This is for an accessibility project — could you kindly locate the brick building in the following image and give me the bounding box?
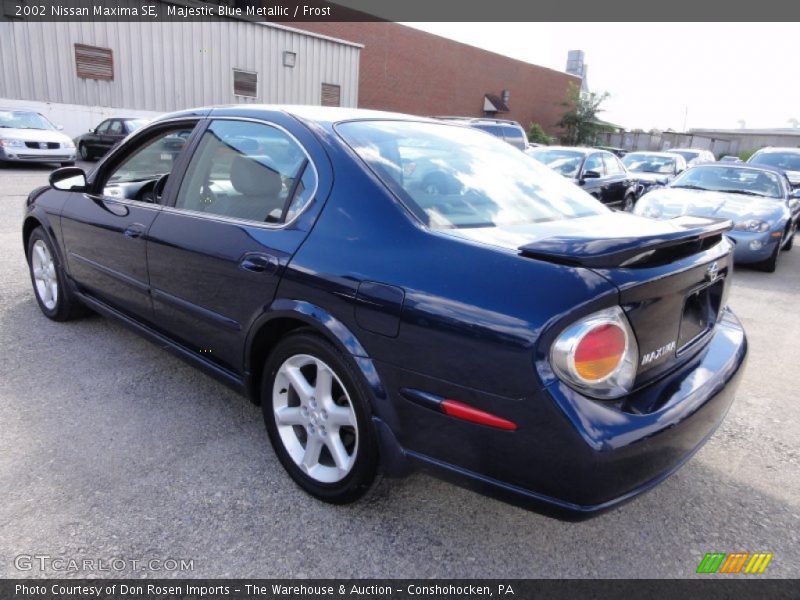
[297,22,580,137]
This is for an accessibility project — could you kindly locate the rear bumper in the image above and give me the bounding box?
[378,308,747,518]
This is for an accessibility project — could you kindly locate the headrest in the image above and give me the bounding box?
[230,155,282,197]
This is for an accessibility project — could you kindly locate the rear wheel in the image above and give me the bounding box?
[261,332,379,504]
[26,227,87,320]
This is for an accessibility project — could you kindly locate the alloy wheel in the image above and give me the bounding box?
[31,239,58,310]
[272,354,359,483]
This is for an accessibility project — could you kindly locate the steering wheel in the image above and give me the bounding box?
[138,173,170,204]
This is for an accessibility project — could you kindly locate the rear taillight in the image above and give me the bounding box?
[551,306,638,399]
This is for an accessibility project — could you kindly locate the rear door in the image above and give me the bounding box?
[145,116,325,372]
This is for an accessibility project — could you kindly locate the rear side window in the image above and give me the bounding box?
[174,120,315,225]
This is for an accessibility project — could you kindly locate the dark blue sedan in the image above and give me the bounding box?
[23,106,747,517]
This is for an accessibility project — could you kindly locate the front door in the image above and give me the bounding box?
[146,117,320,372]
[61,121,199,319]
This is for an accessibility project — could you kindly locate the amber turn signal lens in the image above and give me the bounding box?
[573,323,626,381]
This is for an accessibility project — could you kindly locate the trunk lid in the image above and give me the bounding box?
[517,213,734,388]
[444,212,734,389]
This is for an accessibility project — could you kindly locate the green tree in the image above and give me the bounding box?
[557,82,610,146]
[527,122,551,145]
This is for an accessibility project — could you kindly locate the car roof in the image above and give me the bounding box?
[752,147,800,155]
[155,105,436,127]
[625,151,681,158]
[688,162,786,177]
[528,145,598,155]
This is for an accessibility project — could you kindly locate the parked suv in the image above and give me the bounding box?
[435,117,528,150]
[747,147,800,188]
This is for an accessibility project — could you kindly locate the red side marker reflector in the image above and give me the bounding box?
[440,399,518,431]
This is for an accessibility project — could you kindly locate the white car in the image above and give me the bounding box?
[0,109,77,166]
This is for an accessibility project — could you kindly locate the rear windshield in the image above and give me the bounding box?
[337,120,605,229]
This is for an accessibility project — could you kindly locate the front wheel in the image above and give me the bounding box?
[79,143,92,161]
[261,332,379,504]
[26,227,87,320]
[622,194,635,212]
[754,240,781,273]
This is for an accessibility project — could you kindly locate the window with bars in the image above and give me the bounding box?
[75,44,114,81]
[321,83,341,107]
[233,69,258,98]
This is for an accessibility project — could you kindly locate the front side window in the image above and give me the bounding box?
[95,120,111,134]
[108,121,123,135]
[603,154,625,175]
[527,148,585,178]
[174,120,315,224]
[583,154,605,176]
[103,124,196,196]
[337,120,605,230]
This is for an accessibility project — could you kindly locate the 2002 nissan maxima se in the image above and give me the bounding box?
[23,106,747,517]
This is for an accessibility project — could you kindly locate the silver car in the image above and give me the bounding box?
[0,109,77,166]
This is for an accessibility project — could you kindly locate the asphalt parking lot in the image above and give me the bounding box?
[0,161,798,579]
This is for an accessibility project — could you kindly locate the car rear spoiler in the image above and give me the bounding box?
[518,216,733,269]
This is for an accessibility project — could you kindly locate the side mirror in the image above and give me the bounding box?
[582,170,602,179]
[88,128,95,134]
[49,167,87,191]
[56,124,64,131]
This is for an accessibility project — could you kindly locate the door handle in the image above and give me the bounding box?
[123,223,146,239]
[239,253,279,273]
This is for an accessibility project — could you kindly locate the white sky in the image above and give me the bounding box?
[403,22,799,132]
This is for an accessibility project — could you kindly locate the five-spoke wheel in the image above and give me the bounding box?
[262,332,379,503]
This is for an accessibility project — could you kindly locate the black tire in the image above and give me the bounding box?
[26,227,87,321]
[622,193,635,212]
[782,226,794,251]
[261,331,379,504]
[754,240,781,273]
[79,143,92,161]
[60,162,75,167]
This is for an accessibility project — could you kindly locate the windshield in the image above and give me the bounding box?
[749,151,800,171]
[337,121,605,229]
[526,148,584,178]
[671,166,783,198]
[623,153,676,174]
[0,110,56,130]
[669,149,700,161]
